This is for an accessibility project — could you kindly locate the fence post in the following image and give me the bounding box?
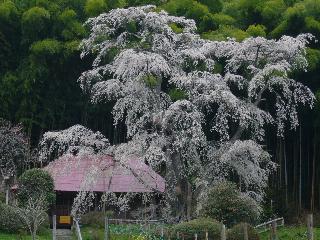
[52,215,56,240]
[75,220,83,240]
[105,217,109,240]
[270,221,277,240]
[244,223,249,240]
[194,233,198,240]
[221,224,226,240]
[307,214,314,240]
[205,231,209,240]
[161,225,164,238]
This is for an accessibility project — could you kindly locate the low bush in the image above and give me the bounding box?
[201,181,260,226]
[0,203,24,233]
[81,211,105,228]
[17,168,55,207]
[0,192,5,203]
[81,211,113,228]
[227,223,260,240]
[170,218,221,240]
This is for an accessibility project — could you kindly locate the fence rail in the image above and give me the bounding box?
[255,217,284,233]
[68,214,318,240]
[108,218,163,224]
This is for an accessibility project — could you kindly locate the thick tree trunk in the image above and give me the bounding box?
[166,150,190,220]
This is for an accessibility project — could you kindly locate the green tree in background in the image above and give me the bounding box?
[21,7,51,44]
[85,0,107,17]
[17,168,55,206]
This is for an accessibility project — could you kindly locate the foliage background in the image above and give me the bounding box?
[0,0,320,218]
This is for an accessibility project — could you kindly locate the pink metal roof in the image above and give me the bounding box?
[44,155,165,193]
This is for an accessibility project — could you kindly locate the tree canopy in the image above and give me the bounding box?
[36,5,314,220]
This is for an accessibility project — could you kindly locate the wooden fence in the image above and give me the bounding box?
[68,214,315,240]
[254,217,284,233]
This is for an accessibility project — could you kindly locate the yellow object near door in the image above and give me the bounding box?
[59,216,71,224]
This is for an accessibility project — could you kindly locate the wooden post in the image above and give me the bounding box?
[5,188,9,205]
[243,223,249,240]
[194,233,198,240]
[307,214,314,240]
[270,221,277,240]
[52,215,56,240]
[104,217,109,240]
[161,225,164,238]
[177,232,180,239]
[221,224,226,240]
[75,220,83,240]
[205,231,208,240]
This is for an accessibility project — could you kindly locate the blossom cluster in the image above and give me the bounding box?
[39,6,315,218]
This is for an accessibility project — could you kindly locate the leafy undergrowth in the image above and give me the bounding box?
[2,225,319,240]
[72,226,162,240]
[0,229,52,240]
[259,226,320,240]
[76,225,320,240]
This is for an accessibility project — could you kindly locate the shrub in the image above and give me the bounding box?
[170,218,221,240]
[81,211,113,228]
[17,168,55,207]
[227,223,260,240]
[0,192,5,203]
[0,203,24,233]
[201,181,260,226]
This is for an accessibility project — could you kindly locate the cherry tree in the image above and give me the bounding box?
[33,6,315,219]
[0,119,28,204]
[16,196,48,240]
[38,125,162,221]
[76,5,315,219]
[38,124,110,163]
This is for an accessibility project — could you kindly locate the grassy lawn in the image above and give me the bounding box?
[76,226,320,240]
[73,226,158,240]
[2,225,320,240]
[0,229,52,240]
[259,226,320,240]
[73,227,134,240]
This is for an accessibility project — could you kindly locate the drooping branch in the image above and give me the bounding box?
[72,6,316,217]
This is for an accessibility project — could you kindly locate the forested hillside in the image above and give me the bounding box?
[1,0,320,219]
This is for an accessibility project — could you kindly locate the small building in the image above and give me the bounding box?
[44,154,165,227]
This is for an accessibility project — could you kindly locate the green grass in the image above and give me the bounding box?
[77,226,320,240]
[2,225,319,240]
[259,226,320,240]
[0,229,52,240]
[73,225,161,240]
